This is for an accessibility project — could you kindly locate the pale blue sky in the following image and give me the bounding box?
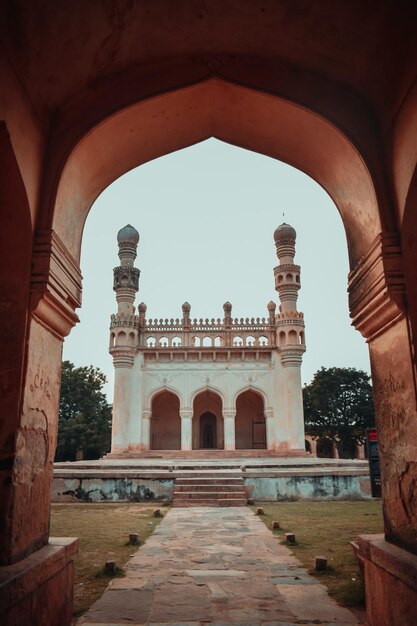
[63,139,370,400]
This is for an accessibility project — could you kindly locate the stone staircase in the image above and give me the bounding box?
[172,472,247,507]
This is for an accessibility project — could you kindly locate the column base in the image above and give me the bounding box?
[0,537,78,626]
[357,533,417,626]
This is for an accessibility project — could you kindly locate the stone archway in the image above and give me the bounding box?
[1,7,417,622]
[235,390,266,450]
[192,390,224,450]
[150,391,181,450]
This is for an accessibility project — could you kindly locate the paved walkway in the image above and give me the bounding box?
[78,507,362,626]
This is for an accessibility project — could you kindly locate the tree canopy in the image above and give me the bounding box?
[56,360,112,461]
[303,367,375,453]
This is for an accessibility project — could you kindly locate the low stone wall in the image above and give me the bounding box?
[52,471,370,503]
[243,473,371,501]
[52,477,174,502]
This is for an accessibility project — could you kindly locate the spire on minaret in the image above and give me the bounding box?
[113,225,140,317]
[273,223,300,314]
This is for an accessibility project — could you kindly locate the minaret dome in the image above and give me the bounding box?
[273,223,296,244]
[117,224,140,245]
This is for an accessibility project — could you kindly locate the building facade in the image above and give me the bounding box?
[109,223,306,455]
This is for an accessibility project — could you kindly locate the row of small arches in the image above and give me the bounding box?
[110,331,303,348]
[278,329,305,345]
[277,273,300,284]
[110,330,135,347]
[145,335,270,348]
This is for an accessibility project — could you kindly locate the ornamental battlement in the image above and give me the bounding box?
[109,223,306,355]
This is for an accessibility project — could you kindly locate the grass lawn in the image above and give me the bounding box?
[50,503,166,617]
[253,500,383,608]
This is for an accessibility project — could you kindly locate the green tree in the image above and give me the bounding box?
[56,360,112,461]
[303,367,375,456]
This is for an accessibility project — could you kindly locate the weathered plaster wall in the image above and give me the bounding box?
[52,477,174,503]
[52,473,370,503]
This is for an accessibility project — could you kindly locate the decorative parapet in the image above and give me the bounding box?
[110,313,139,329]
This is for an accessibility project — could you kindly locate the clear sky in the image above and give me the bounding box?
[63,138,371,400]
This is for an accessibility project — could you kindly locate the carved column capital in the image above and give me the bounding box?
[30,230,82,339]
[223,409,236,419]
[264,407,274,419]
[180,409,193,419]
[348,232,406,341]
[142,410,151,420]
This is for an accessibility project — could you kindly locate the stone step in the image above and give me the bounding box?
[175,484,244,492]
[175,477,243,485]
[174,490,246,500]
[172,498,247,507]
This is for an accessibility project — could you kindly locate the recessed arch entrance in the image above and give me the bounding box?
[235,390,266,450]
[46,74,415,552]
[192,389,224,450]
[150,390,181,450]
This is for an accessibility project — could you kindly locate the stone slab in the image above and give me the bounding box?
[77,507,362,625]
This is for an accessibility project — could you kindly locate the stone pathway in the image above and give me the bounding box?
[78,507,363,626]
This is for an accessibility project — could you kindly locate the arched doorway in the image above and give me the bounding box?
[235,390,266,449]
[200,412,217,449]
[150,390,181,450]
[192,390,224,449]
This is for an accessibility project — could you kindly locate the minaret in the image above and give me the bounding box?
[273,223,306,450]
[109,225,140,454]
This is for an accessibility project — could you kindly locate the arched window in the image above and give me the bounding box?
[279,330,286,345]
[233,336,243,347]
[117,331,127,345]
[110,332,116,348]
[214,336,222,346]
[286,273,293,282]
[146,336,156,348]
[159,336,169,347]
[129,331,135,346]
[172,336,182,347]
[259,335,268,347]
[202,336,212,347]
[299,331,305,345]
[193,336,201,347]
[246,335,256,346]
[289,330,297,344]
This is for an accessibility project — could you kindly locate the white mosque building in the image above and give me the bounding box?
[108,223,306,456]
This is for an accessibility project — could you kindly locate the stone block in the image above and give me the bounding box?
[314,556,327,571]
[0,537,78,626]
[285,533,296,543]
[272,520,281,529]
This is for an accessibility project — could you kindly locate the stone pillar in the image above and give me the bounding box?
[180,409,193,451]
[309,438,318,456]
[264,407,276,450]
[356,442,365,459]
[141,410,151,450]
[223,409,236,450]
[0,230,80,625]
[280,351,306,450]
[111,354,133,453]
[349,232,417,626]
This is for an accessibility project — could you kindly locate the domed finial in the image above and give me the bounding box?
[267,300,276,312]
[117,224,140,245]
[117,225,139,267]
[182,302,191,313]
[273,223,296,244]
[223,301,232,313]
[138,302,147,313]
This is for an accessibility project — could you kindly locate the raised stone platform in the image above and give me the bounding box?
[53,454,371,503]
